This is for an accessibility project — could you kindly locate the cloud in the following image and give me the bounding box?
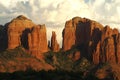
[88,0,120,28]
[0,0,120,47]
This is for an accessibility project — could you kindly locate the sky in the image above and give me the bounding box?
[0,0,120,47]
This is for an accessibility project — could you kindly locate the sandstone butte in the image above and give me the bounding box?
[51,31,60,52]
[1,15,120,65]
[7,15,35,49]
[7,15,49,60]
[62,16,120,64]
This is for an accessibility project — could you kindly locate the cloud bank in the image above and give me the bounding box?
[0,0,120,47]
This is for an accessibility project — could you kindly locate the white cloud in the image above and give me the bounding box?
[0,0,120,47]
[0,0,11,7]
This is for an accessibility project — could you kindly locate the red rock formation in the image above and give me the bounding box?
[62,17,120,64]
[116,34,120,64]
[112,29,119,63]
[3,15,120,66]
[62,17,103,63]
[7,15,35,49]
[101,25,113,43]
[7,15,49,60]
[62,17,103,51]
[73,51,81,61]
[62,20,75,51]
[28,24,48,59]
[93,42,100,64]
[0,25,8,51]
[102,37,116,63]
[51,31,60,52]
[100,26,118,63]
[72,17,103,46]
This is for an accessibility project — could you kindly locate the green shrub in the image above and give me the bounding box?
[0,46,32,60]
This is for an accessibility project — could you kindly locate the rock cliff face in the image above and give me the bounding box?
[28,25,48,59]
[92,42,100,64]
[100,26,120,64]
[62,20,75,51]
[7,15,48,60]
[51,31,60,52]
[63,17,120,64]
[62,17,103,61]
[0,25,7,51]
[2,15,120,65]
[63,17,103,51]
[7,15,35,49]
[116,34,120,64]
[100,26,117,63]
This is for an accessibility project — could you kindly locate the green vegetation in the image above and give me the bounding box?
[43,47,115,80]
[44,47,92,75]
[0,46,114,80]
[0,46,31,60]
[0,70,99,80]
